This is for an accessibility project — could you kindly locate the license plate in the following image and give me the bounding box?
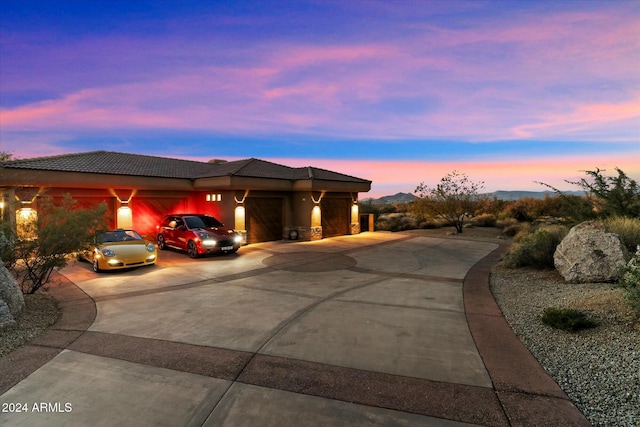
[221,246,233,251]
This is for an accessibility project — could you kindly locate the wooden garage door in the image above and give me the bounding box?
[246,198,283,243]
[321,198,350,238]
[132,197,189,238]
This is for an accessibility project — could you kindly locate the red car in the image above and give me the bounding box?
[156,214,242,258]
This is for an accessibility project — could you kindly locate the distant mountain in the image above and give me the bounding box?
[362,192,417,205]
[484,190,585,201]
[363,190,585,204]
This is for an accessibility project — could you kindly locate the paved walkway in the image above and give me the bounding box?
[0,232,589,426]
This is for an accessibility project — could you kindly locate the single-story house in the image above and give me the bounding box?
[0,151,371,243]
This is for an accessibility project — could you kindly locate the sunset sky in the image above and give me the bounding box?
[1,0,638,197]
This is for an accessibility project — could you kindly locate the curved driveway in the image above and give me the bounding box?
[0,232,589,426]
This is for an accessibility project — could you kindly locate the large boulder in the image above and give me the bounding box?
[0,260,24,328]
[554,221,628,283]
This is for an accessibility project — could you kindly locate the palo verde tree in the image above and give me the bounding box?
[4,194,108,294]
[538,167,640,219]
[414,171,485,233]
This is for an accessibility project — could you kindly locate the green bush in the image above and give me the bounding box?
[8,194,107,294]
[604,216,640,255]
[471,213,497,227]
[504,226,568,269]
[541,307,598,332]
[619,249,640,312]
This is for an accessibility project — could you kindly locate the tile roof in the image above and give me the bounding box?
[1,151,210,179]
[2,151,371,184]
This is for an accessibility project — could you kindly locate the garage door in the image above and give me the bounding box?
[246,198,284,243]
[321,198,350,238]
[132,197,189,238]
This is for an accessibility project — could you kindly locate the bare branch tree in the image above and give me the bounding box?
[415,171,485,233]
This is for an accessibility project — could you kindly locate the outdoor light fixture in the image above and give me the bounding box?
[117,202,133,229]
[234,205,245,231]
[351,203,359,222]
[19,207,33,219]
[233,189,249,234]
[16,203,37,239]
[311,205,322,227]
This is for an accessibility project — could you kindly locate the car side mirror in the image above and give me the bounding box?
[177,225,186,231]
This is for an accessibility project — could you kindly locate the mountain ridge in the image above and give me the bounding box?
[363,190,585,204]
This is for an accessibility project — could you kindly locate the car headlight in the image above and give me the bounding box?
[197,231,209,239]
[101,248,116,257]
[233,235,243,243]
[202,239,217,246]
[146,243,155,252]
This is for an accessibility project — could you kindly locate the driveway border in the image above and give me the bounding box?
[464,242,590,426]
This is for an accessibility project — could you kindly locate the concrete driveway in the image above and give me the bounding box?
[0,232,589,426]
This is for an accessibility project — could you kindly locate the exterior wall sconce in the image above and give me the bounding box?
[310,191,325,239]
[311,205,322,227]
[351,202,359,222]
[234,205,245,231]
[19,206,34,219]
[117,201,133,229]
[233,189,249,243]
[17,202,37,239]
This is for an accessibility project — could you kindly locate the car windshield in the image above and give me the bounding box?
[185,215,223,229]
[99,230,143,243]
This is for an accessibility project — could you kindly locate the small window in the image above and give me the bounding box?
[206,193,222,202]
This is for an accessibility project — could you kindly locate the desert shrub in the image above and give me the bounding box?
[540,167,640,219]
[475,197,508,217]
[419,218,443,229]
[414,171,485,233]
[499,219,530,239]
[503,197,544,222]
[550,195,595,224]
[541,307,598,332]
[375,213,418,232]
[9,194,107,294]
[604,216,640,255]
[512,223,533,242]
[502,223,520,237]
[0,221,17,269]
[471,213,497,227]
[619,249,640,312]
[504,225,568,269]
[496,217,517,230]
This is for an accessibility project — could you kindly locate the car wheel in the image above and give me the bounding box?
[157,234,166,250]
[187,241,198,258]
[92,259,101,273]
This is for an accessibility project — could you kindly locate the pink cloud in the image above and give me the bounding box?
[2,4,638,146]
[512,95,640,139]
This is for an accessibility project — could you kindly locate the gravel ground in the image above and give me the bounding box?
[491,264,640,427]
[0,291,60,358]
